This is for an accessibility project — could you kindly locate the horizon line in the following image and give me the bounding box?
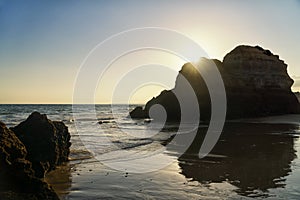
[0,103,145,105]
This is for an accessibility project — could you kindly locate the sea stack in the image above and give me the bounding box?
[130,45,300,121]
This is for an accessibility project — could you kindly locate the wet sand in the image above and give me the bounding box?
[46,115,300,199]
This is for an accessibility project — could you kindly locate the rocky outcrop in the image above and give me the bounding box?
[129,106,148,119]
[11,112,71,178]
[0,121,59,200]
[223,46,299,119]
[130,45,300,121]
[223,46,294,90]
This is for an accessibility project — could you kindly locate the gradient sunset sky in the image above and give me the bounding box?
[1,0,300,104]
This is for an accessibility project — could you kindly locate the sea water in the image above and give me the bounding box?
[1,104,300,199]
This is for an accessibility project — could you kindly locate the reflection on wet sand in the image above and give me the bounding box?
[45,122,299,199]
[178,123,298,197]
[45,163,72,198]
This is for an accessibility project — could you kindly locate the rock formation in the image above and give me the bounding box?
[11,112,71,178]
[223,45,299,119]
[0,121,59,200]
[129,106,148,119]
[130,45,300,121]
[295,92,300,103]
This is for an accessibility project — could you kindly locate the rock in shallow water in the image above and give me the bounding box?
[11,112,71,178]
[129,106,148,119]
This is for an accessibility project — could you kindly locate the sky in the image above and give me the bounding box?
[1,0,300,104]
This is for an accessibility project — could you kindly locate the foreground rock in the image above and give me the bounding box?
[11,112,71,178]
[130,45,300,121]
[0,121,59,200]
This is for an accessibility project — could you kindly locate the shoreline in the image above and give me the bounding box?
[46,114,300,199]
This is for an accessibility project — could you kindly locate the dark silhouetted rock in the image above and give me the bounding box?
[0,121,59,200]
[11,112,71,178]
[129,106,148,119]
[223,45,299,119]
[130,45,300,121]
[52,121,71,165]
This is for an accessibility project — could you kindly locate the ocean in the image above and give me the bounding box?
[1,104,300,199]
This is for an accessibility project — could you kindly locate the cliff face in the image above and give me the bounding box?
[222,46,299,119]
[130,45,300,121]
[223,46,293,90]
